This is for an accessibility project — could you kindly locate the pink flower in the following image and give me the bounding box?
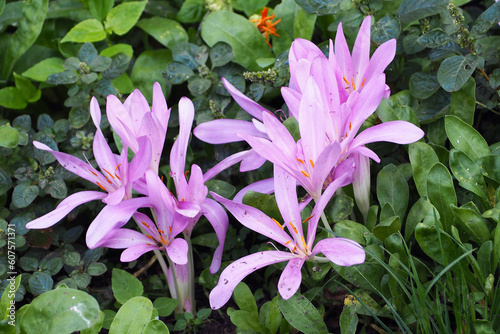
[209,165,365,309]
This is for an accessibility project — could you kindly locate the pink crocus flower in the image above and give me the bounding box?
[106,82,170,174]
[26,97,152,231]
[209,165,365,309]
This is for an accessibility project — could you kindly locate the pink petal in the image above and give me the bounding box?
[26,191,106,229]
[363,39,397,84]
[222,77,269,121]
[350,121,425,149]
[334,22,353,81]
[352,154,371,221]
[128,136,152,182]
[233,178,274,203]
[203,150,252,182]
[274,165,303,237]
[312,238,365,266]
[310,142,341,199]
[103,186,125,205]
[278,257,306,299]
[209,251,296,309]
[262,112,297,160]
[97,228,150,249]
[106,95,138,152]
[124,88,150,124]
[121,243,160,262]
[165,237,189,265]
[239,150,267,172]
[193,119,267,144]
[152,82,170,129]
[281,87,301,120]
[201,198,229,273]
[352,16,371,85]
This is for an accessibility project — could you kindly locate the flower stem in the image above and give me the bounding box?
[320,211,333,232]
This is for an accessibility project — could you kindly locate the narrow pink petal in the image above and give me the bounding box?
[176,201,201,218]
[137,113,162,171]
[33,141,100,184]
[281,87,301,119]
[211,192,291,246]
[274,165,303,237]
[309,56,340,124]
[209,251,296,309]
[310,142,341,198]
[222,78,269,121]
[278,257,306,300]
[152,82,170,129]
[262,112,297,160]
[146,170,175,229]
[26,191,106,229]
[121,243,160,262]
[124,88,150,124]
[352,154,371,221]
[312,238,366,266]
[289,38,325,90]
[97,228,150,249]
[347,145,381,163]
[128,136,152,182]
[352,16,371,85]
[334,22,353,80]
[239,150,267,172]
[165,238,189,265]
[233,178,274,203]
[363,39,397,84]
[90,97,102,128]
[201,198,229,273]
[188,164,207,204]
[170,97,194,192]
[103,186,125,205]
[350,121,424,149]
[203,150,252,182]
[86,197,150,248]
[193,119,266,144]
[106,95,138,152]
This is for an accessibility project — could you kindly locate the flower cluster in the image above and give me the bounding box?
[27,84,228,313]
[195,16,424,309]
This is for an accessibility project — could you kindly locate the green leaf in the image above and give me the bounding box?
[229,309,264,332]
[69,107,91,129]
[234,282,258,315]
[445,115,490,161]
[376,164,409,219]
[87,262,107,276]
[437,55,478,92]
[417,29,452,48]
[477,155,500,184]
[0,125,19,148]
[142,319,170,334]
[232,0,269,16]
[451,205,491,245]
[101,44,133,60]
[20,288,100,334]
[188,77,212,95]
[137,17,188,49]
[12,182,39,208]
[28,272,54,295]
[371,15,401,45]
[450,77,475,126]
[340,305,358,334]
[0,167,12,196]
[294,0,340,15]
[333,220,370,245]
[62,249,81,267]
[0,87,27,109]
[328,194,354,222]
[153,297,178,317]
[472,1,500,34]
[373,216,401,242]
[449,149,489,205]
[131,50,172,103]
[112,268,144,305]
[415,223,461,265]
[164,61,193,85]
[88,0,114,21]
[242,191,282,225]
[201,10,273,71]
[405,197,440,240]
[61,19,106,43]
[177,0,206,23]
[426,163,457,232]
[210,42,233,68]
[294,8,316,40]
[109,296,153,334]
[397,0,448,24]
[104,1,147,35]
[278,293,328,334]
[409,72,440,99]
[1,0,48,80]
[0,275,21,321]
[22,57,65,82]
[206,179,235,198]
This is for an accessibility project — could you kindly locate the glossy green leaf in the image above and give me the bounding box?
[445,115,490,161]
[231,0,268,16]
[294,8,316,40]
[426,163,457,232]
[131,50,172,103]
[373,216,401,242]
[22,57,65,82]
[278,293,328,334]
[294,0,340,15]
[450,77,475,126]
[69,107,91,129]
[371,15,401,45]
[60,19,106,43]
[228,309,263,332]
[109,296,153,334]
[20,288,100,334]
[104,1,146,35]
[101,44,133,59]
[111,268,144,305]
[1,0,48,80]
[339,305,358,334]
[206,179,235,198]
[449,149,489,204]
[451,205,491,245]
[333,220,370,245]
[437,55,478,92]
[472,1,500,34]
[29,272,54,295]
[397,0,448,24]
[201,10,273,71]
[0,167,12,195]
[210,42,233,68]
[405,197,440,240]
[137,17,188,49]
[417,29,452,48]
[0,275,21,320]
[409,72,440,99]
[477,155,500,184]
[12,182,39,208]
[242,191,282,226]
[177,0,206,23]
[142,319,170,334]
[415,223,461,265]
[234,282,258,315]
[0,87,26,109]
[328,194,354,222]
[0,125,19,148]
[376,164,409,219]
[88,0,113,21]
[153,297,178,317]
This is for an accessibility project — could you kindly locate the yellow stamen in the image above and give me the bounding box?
[184,170,190,177]
[103,168,115,180]
[141,221,150,228]
[88,169,98,177]
[361,78,366,88]
[96,182,106,190]
[289,222,298,234]
[349,122,352,131]
[169,226,172,233]
[292,245,297,253]
[301,236,307,250]
[159,235,167,245]
[284,240,291,245]
[146,235,155,240]
[272,218,284,229]
[296,158,305,164]
[309,159,315,168]
[343,76,349,84]
[301,170,310,177]
[352,77,356,90]
[181,198,185,202]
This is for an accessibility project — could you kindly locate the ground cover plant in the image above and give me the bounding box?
[0,0,499,333]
